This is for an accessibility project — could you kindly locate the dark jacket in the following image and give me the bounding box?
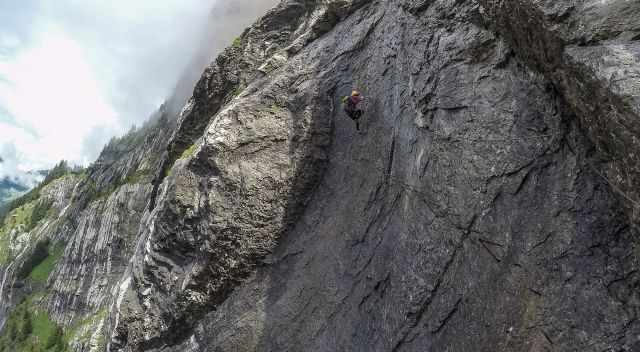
[344,95,363,112]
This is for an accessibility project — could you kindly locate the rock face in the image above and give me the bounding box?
[0,111,174,352]
[2,0,640,351]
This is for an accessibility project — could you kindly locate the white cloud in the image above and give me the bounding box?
[0,25,119,169]
[0,142,43,189]
[0,0,279,178]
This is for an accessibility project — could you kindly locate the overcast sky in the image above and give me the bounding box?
[0,0,278,180]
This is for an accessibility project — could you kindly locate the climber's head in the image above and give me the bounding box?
[351,90,361,97]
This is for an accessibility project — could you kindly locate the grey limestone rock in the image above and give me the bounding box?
[2,0,640,351]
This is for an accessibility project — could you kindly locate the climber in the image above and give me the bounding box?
[342,90,364,131]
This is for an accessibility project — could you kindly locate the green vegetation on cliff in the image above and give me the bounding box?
[64,308,108,350]
[180,144,197,160]
[0,198,56,265]
[0,296,69,352]
[0,202,36,264]
[17,240,50,280]
[0,160,80,227]
[84,167,152,204]
[27,242,65,283]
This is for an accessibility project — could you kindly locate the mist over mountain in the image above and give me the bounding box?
[0,0,279,177]
[0,148,44,205]
[0,177,28,205]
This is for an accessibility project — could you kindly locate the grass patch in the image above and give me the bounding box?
[5,202,36,232]
[163,166,173,179]
[28,243,65,284]
[161,144,197,180]
[231,85,244,97]
[0,234,9,264]
[179,144,197,160]
[64,309,108,348]
[0,202,36,265]
[0,190,40,227]
[125,169,152,184]
[232,36,242,48]
[0,160,80,227]
[269,104,282,114]
[0,296,69,352]
[17,240,50,280]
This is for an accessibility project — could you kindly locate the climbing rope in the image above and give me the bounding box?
[584,161,640,212]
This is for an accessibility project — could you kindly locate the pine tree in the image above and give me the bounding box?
[8,322,17,341]
[45,326,63,349]
[19,310,32,342]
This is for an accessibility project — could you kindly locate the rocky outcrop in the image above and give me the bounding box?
[109,1,356,348]
[478,0,640,223]
[107,0,640,351]
[0,174,79,323]
[0,109,175,352]
[2,0,640,351]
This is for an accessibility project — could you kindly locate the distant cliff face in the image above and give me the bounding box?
[1,0,640,351]
[0,111,174,352]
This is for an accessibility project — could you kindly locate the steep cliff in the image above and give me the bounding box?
[2,0,640,351]
[0,109,175,352]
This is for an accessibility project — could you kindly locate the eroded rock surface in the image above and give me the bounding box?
[145,1,638,351]
[2,1,640,351]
